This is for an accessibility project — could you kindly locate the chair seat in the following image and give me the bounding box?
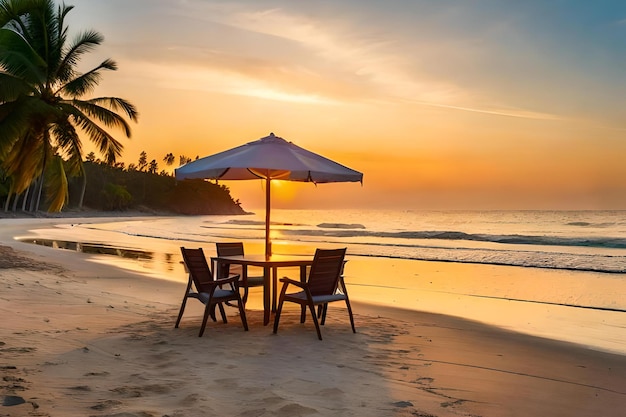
[286,291,347,304]
[197,289,238,304]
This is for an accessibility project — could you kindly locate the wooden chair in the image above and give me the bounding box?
[215,242,264,305]
[273,248,356,340]
[175,247,248,337]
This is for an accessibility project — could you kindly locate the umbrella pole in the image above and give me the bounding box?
[265,177,271,259]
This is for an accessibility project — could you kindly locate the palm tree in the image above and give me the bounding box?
[0,0,138,211]
[163,152,175,166]
[138,151,147,171]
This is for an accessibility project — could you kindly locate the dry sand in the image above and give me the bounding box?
[1,218,625,417]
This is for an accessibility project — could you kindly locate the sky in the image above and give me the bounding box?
[67,0,626,211]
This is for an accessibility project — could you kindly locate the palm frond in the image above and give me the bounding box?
[58,58,116,97]
[0,72,36,102]
[0,27,47,83]
[63,146,83,177]
[22,0,58,68]
[44,152,68,212]
[56,2,73,50]
[51,115,83,174]
[67,106,124,164]
[0,0,39,39]
[0,95,50,154]
[56,30,104,82]
[65,98,136,136]
[0,100,29,154]
[1,129,44,193]
[85,96,139,123]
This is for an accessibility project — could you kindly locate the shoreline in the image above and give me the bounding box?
[1,218,626,416]
[4,216,626,355]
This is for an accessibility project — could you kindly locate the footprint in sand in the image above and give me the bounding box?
[316,387,344,397]
[68,385,92,391]
[275,403,318,416]
[415,377,434,385]
[1,375,27,391]
[90,399,122,410]
[84,371,110,377]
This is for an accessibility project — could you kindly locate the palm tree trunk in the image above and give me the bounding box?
[4,192,12,212]
[34,139,50,212]
[21,185,30,211]
[34,174,44,212]
[29,178,39,212]
[11,191,20,211]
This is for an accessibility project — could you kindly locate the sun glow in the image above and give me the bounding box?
[270,181,299,206]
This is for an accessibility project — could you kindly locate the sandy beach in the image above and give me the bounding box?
[1,218,625,417]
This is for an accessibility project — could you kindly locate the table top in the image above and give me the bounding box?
[211,254,314,267]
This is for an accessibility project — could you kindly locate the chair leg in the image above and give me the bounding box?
[199,304,213,337]
[308,303,323,340]
[209,304,218,322]
[300,306,306,323]
[345,299,356,333]
[175,295,188,328]
[236,295,249,331]
[320,304,328,325]
[242,284,250,305]
[273,284,289,334]
[217,303,227,323]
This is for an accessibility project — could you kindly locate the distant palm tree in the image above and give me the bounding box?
[163,152,175,166]
[179,155,192,166]
[0,0,138,211]
[138,151,147,171]
[148,159,158,174]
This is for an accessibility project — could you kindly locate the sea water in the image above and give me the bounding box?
[20,209,626,354]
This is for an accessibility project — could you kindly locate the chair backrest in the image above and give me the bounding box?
[307,248,347,296]
[180,247,214,292]
[215,242,244,278]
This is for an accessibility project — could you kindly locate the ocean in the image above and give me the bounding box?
[19,209,626,354]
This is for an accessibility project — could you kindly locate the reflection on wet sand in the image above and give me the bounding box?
[20,237,157,261]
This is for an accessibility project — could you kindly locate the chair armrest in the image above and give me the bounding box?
[337,275,349,295]
[279,277,306,289]
[214,274,240,286]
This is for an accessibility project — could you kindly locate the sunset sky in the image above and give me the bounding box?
[69,1,626,210]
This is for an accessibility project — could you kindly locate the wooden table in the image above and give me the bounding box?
[211,254,313,325]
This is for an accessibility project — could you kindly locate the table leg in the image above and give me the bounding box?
[299,265,308,321]
[241,264,249,304]
[300,265,307,282]
[271,267,278,312]
[263,266,271,325]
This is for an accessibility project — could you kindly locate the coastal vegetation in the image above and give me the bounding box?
[1,148,245,215]
[0,0,138,212]
[0,0,243,215]
[66,154,245,215]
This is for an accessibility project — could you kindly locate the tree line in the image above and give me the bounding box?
[2,149,245,215]
[68,156,245,215]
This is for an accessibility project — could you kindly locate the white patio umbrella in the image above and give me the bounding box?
[175,133,363,258]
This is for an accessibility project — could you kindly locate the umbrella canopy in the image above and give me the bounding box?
[175,133,363,257]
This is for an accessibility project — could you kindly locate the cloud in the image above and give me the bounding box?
[172,4,563,120]
[97,1,614,123]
